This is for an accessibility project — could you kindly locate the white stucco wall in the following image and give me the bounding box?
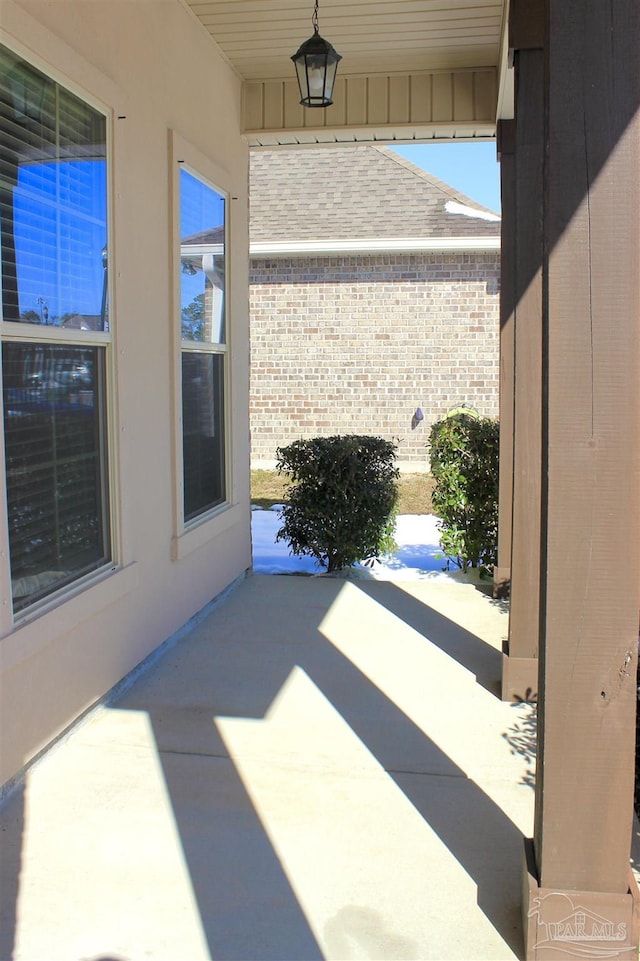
[0,0,251,786]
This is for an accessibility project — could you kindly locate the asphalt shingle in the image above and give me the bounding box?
[249,145,500,243]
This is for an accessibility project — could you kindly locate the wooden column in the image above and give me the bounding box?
[501,1,544,702]
[522,2,640,957]
[494,119,515,601]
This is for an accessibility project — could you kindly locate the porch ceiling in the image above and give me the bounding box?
[183,0,507,81]
[182,0,512,145]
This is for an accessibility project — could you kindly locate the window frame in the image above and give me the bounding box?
[169,131,235,561]
[0,41,120,627]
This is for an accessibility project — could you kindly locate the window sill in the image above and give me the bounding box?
[172,502,241,561]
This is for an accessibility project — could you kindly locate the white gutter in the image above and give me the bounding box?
[249,236,500,257]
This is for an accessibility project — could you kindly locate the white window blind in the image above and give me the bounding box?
[1,43,111,613]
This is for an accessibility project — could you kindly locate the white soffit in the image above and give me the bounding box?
[182,1,507,82]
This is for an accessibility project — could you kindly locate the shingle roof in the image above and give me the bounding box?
[249,144,500,244]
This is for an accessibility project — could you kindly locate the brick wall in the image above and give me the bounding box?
[249,251,500,469]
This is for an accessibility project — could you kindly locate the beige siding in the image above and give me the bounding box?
[0,0,251,787]
[242,69,497,145]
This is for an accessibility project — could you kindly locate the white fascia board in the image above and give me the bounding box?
[496,0,515,121]
[249,237,500,257]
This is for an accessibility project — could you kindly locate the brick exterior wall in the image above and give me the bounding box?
[249,251,500,469]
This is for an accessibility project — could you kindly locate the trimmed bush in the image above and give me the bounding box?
[428,413,499,572]
[275,435,399,573]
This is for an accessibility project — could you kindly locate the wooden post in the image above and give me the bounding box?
[523,2,640,957]
[494,119,515,602]
[501,0,544,702]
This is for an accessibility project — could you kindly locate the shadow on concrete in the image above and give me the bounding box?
[0,782,24,961]
[115,575,524,959]
[355,580,504,697]
[155,749,326,961]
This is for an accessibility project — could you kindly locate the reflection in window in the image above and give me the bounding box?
[0,44,108,329]
[180,169,225,344]
[1,43,112,613]
[179,168,228,522]
[2,342,110,611]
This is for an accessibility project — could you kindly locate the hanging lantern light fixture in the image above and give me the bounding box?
[291,0,342,108]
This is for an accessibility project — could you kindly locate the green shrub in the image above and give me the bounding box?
[275,435,399,573]
[428,413,499,572]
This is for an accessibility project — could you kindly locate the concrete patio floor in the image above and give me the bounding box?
[0,571,538,961]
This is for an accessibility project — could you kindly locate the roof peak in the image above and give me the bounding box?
[249,143,500,245]
[373,145,500,217]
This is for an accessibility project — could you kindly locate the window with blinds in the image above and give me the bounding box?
[0,43,111,614]
[179,168,227,522]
